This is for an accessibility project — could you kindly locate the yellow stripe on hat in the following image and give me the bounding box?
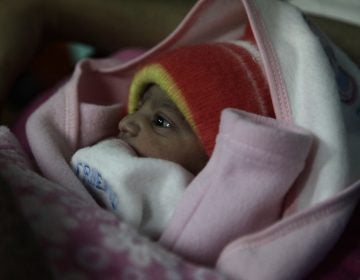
[129,64,196,129]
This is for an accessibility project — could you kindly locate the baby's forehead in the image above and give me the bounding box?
[141,84,182,113]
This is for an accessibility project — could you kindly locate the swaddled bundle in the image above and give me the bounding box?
[71,38,276,239]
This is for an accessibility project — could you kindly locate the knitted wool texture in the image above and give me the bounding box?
[128,42,275,156]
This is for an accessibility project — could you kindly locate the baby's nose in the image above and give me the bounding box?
[118,114,140,137]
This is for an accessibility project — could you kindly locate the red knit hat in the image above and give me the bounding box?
[128,41,275,156]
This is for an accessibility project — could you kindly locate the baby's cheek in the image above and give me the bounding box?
[135,136,168,158]
[182,139,209,173]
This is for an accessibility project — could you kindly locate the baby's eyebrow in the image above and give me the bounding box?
[159,100,179,111]
[159,101,187,121]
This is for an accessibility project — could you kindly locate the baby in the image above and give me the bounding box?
[71,40,275,238]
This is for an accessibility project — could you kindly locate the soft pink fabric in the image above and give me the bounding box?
[10,83,64,159]
[4,0,359,279]
[306,202,360,279]
[0,127,225,280]
[217,180,360,280]
[160,109,313,265]
[11,48,146,159]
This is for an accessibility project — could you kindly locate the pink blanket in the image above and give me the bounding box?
[0,127,225,279]
[1,0,360,279]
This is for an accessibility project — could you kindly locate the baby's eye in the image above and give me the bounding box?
[153,114,173,128]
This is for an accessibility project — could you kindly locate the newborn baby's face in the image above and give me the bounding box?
[118,85,208,174]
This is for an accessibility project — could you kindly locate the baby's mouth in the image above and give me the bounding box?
[117,134,141,157]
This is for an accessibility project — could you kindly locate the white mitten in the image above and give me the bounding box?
[71,138,193,238]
